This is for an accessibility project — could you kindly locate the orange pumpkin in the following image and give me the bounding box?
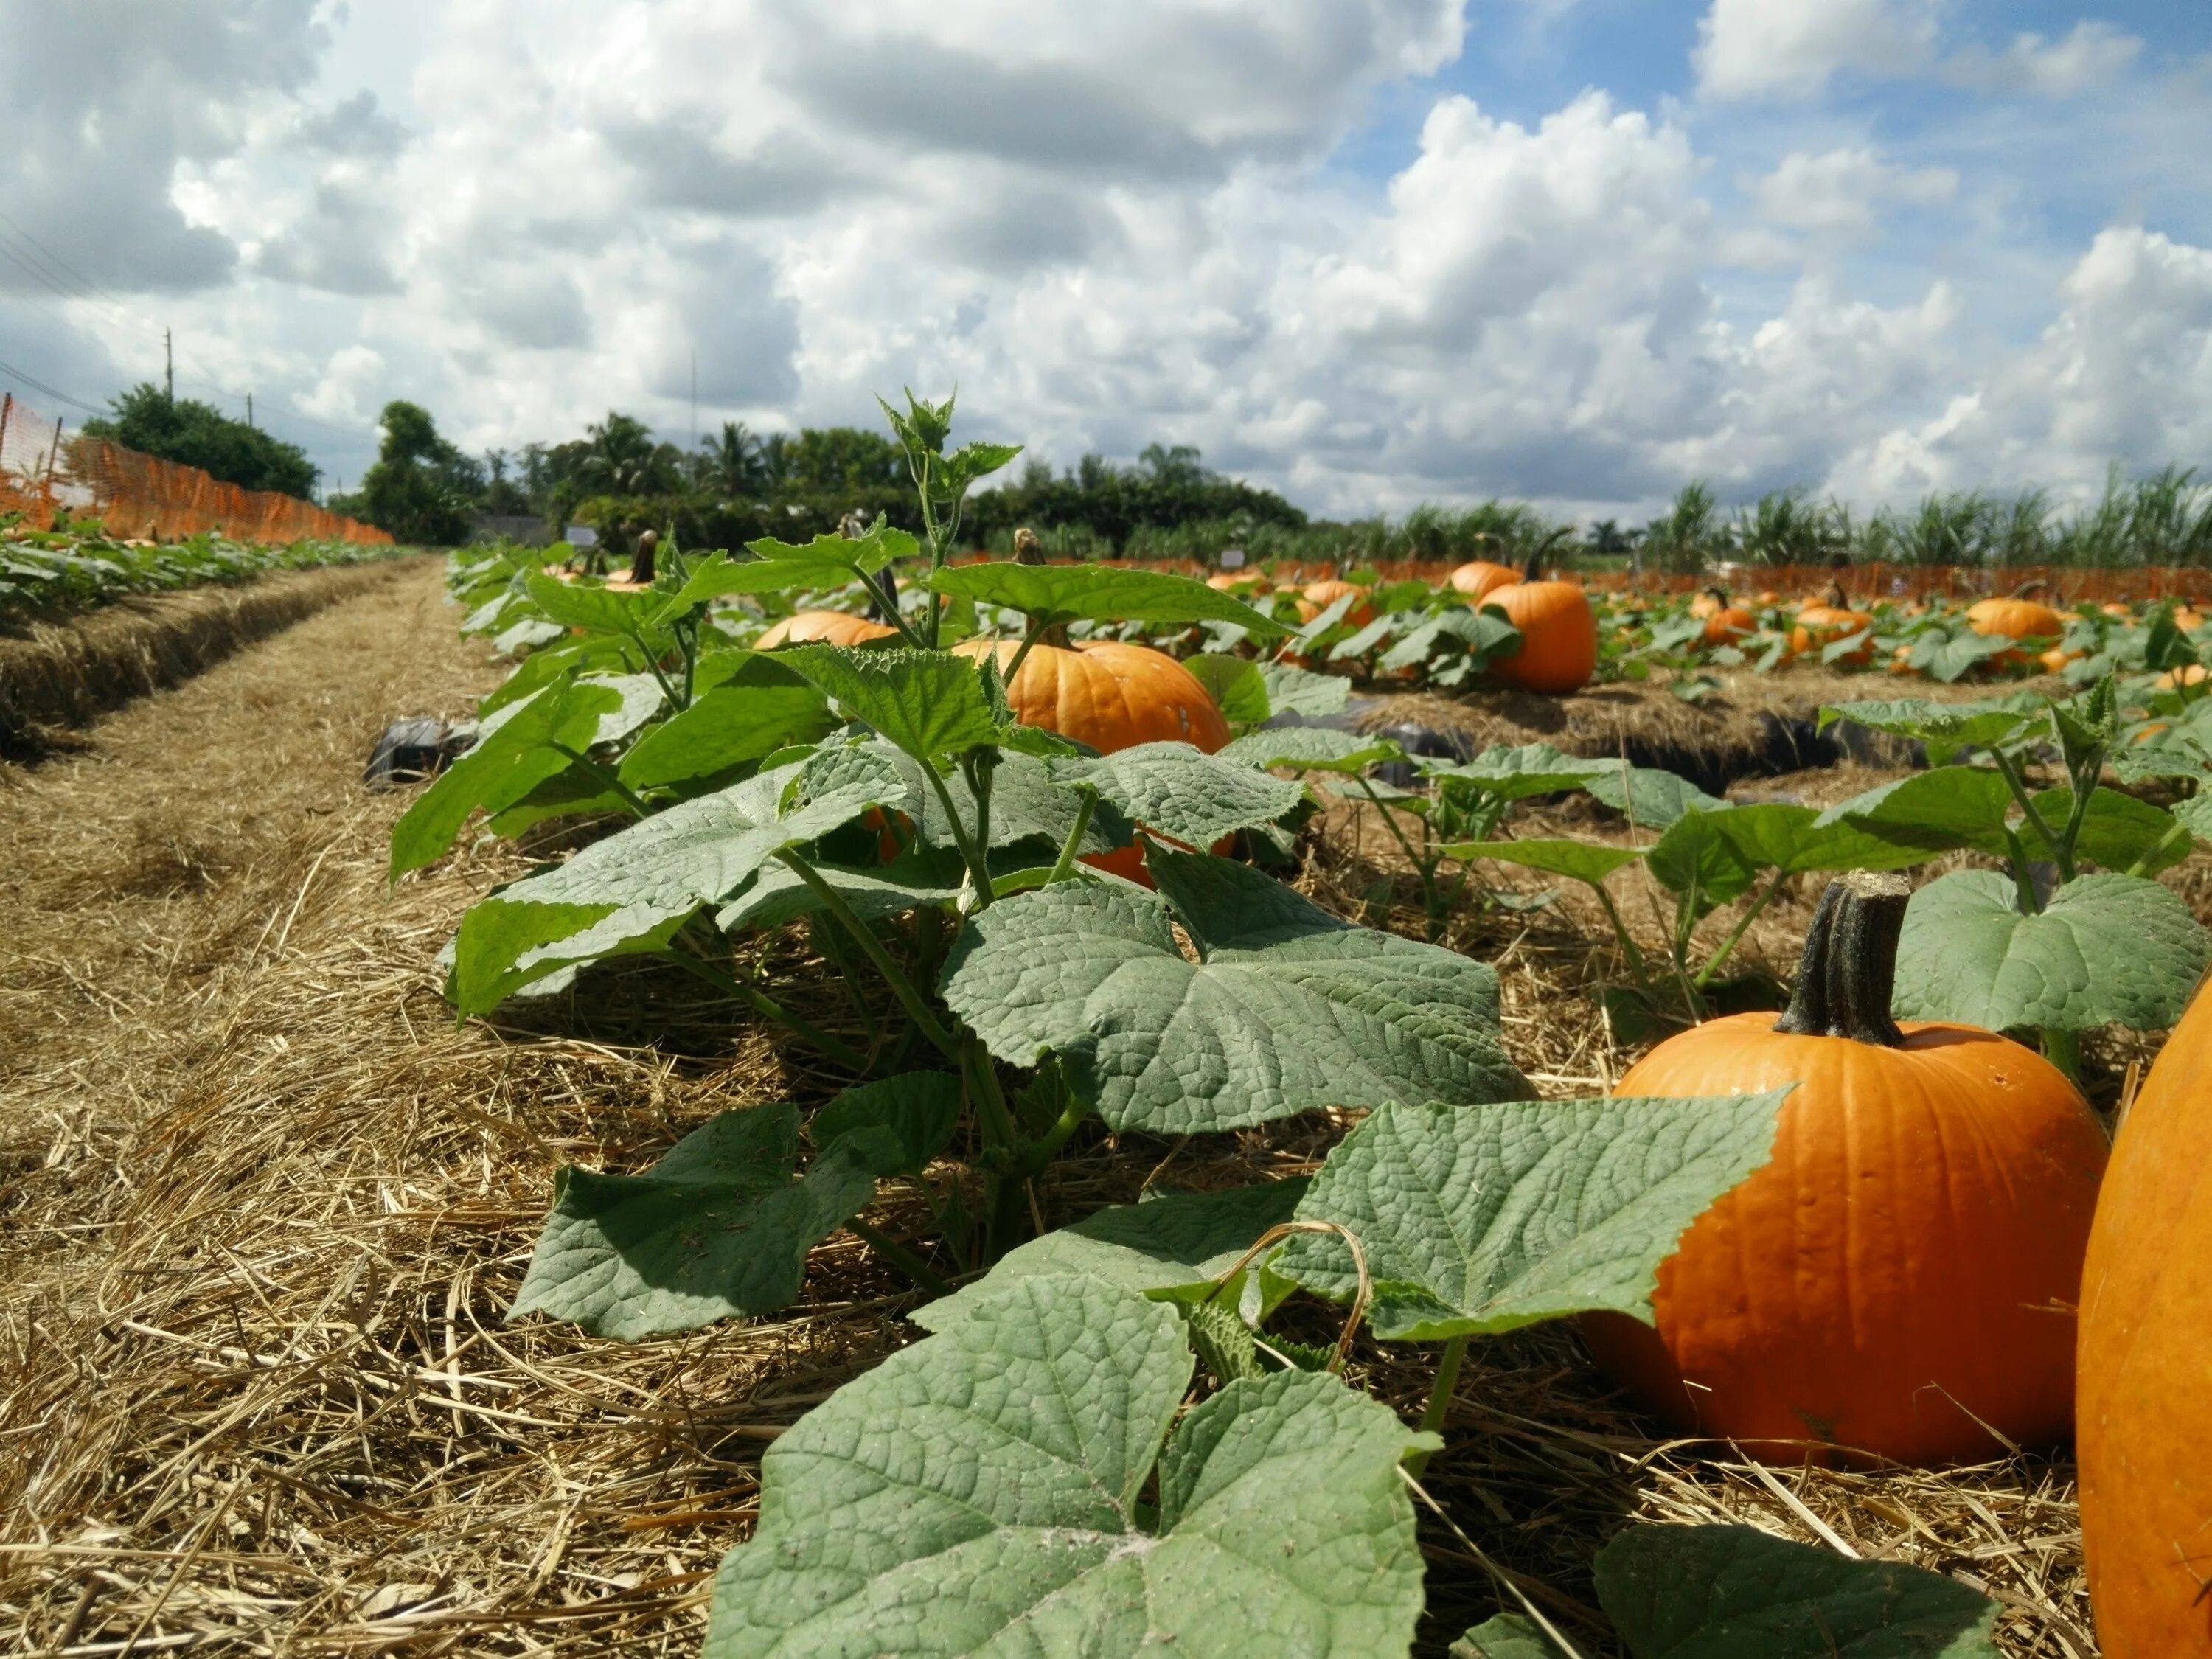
[2079,973,2212,1657]
[1447,560,1520,602]
[1698,588,1756,647]
[2101,602,2136,621]
[2041,645,2084,674]
[1966,594,2066,667]
[1295,579,1374,628]
[2154,664,2210,692]
[954,638,1233,886]
[758,610,900,649]
[1581,873,2107,1465]
[1484,557,1598,694]
[1791,586,1874,666]
[1888,643,1921,677]
[1206,571,1263,594]
[2177,605,2205,632]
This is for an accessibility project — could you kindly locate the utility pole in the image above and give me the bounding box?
[690,348,698,448]
[164,329,174,403]
[246,393,254,429]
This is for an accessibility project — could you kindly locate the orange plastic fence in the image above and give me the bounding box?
[0,392,391,546]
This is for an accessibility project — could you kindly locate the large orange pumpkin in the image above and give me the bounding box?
[953,637,1234,885]
[1582,872,2107,1465]
[1295,579,1374,628]
[1966,594,2067,665]
[2078,973,2212,1657]
[758,610,899,649]
[2154,664,2210,692]
[1447,559,1520,602]
[1791,585,1875,666]
[1484,557,1598,695]
[1698,589,1756,647]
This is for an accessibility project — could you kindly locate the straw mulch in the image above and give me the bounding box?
[0,564,2107,1655]
[0,561,422,763]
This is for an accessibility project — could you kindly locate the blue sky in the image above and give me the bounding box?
[3,0,2209,518]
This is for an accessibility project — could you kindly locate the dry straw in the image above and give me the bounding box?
[0,564,2118,1655]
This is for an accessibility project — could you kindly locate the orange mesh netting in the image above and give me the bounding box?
[0,392,392,546]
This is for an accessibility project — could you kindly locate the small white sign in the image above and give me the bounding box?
[566,525,599,547]
[1219,546,1247,569]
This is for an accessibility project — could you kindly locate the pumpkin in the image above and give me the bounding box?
[2177,605,2205,632]
[2154,664,2210,692]
[1791,585,1874,666]
[2101,602,2135,621]
[758,610,899,649]
[1207,571,1263,594]
[1888,643,1921,677]
[1447,559,1520,602]
[1295,579,1374,627]
[953,637,1233,886]
[1697,588,1755,648]
[2079,973,2212,1656]
[1483,556,1599,695]
[1581,872,2107,1464]
[1966,591,2067,667]
[2041,645,2084,674]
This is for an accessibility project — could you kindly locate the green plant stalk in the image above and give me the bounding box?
[624,626,685,713]
[2042,1026,2082,1082]
[773,848,961,1060]
[2003,827,2044,915]
[810,918,882,1049]
[1001,614,1054,684]
[843,1217,953,1298]
[1046,788,1098,884]
[1014,1093,1092,1178]
[1356,779,1436,917]
[1587,883,1656,1001]
[960,750,998,875]
[657,946,866,1071]
[1695,867,1791,988]
[918,760,995,900]
[1405,1332,1470,1478]
[1990,748,2075,882]
[1667,882,1706,1019]
[546,743,653,819]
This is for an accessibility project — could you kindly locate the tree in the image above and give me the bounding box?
[481,448,531,516]
[696,420,768,497]
[1138,442,1206,485]
[355,400,482,546]
[81,383,319,499]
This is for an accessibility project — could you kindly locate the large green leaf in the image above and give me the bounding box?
[389,681,622,877]
[578,672,669,748]
[1183,655,1273,728]
[1585,764,1725,829]
[716,852,968,932]
[1595,1523,2000,1657]
[1221,726,1401,773]
[1449,838,1643,886]
[1892,869,2212,1033]
[1817,696,2037,751]
[1644,810,1763,908]
[509,1104,877,1340]
[1278,1092,1789,1343]
[835,741,1134,858]
[2023,786,2193,874]
[525,571,669,636]
[1257,661,1354,717]
[810,1072,964,1179]
[1047,742,1306,848]
[914,1181,1309,1334]
[930,562,1284,634]
[619,662,833,790]
[1698,801,1935,875]
[1431,742,1613,801]
[1819,768,2017,858]
[1377,608,1523,672]
[658,527,914,616]
[451,751,900,1013]
[1450,1617,1568,1658]
[706,1276,1433,1658]
[941,846,1528,1133]
[779,644,999,762]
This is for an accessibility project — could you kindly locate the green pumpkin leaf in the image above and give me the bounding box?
[1816,696,2037,750]
[941,846,1528,1133]
[1447,838,1644,887]
[1644,810,1764,909]
[776,644,999,762]
[390,681,623,878]
[1378,608,1522,672]
[1819,768,2017,859]
[1585,763,1726,830]
[706,1276,1433,1658]
[577,672,669,748]
[618,672,835,791]
[525,571,669,637]
[844,740,1135,858]
[509,1104,877,1340]
[1183,655,1273,728]
[2023,787,2193,874]
[1893,869,2212,1034]
[1595,1523,2001,1657]
[914,1180,1310,1334]
[1258,661,1354,717]
[929,561,1284,634]
[1450,1615,1569,1658]
[717,849,969,932]
[451,751,900,1013]
[1046,742,1306,849]
[1221,726,1402,773]
[1699,801,1935,876]
[1430,742,1613,802]
[810,1072,964,1179]
[1278,1091,1789,1343]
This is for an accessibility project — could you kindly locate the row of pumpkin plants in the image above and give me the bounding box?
[408,397,2208,1657]
[0,512,411,619]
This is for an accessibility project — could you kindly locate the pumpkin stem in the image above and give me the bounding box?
[1772,871,1911,1046]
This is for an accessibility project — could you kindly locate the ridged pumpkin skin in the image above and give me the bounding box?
[2079,977,2212,1656]
[1295,580,1374,628]
[1485,577,1598,694]
[1447,560,1520,601]
[758,610,898,649]
[1584,1009,2106,1464]
[956,639,1231,754]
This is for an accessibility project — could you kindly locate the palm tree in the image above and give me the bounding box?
[698,420,766,497]
[576,411,682,498]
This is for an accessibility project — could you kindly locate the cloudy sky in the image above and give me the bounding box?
[2,0,2208,521]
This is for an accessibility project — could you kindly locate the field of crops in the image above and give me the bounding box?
[0,514,410,620]
[4,398,2210,1658]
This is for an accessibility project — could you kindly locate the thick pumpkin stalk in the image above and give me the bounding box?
[1771,871,1910,1047]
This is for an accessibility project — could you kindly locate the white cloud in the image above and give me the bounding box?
[1693,0,1939,100]
[1947,21,2144,99]
[1747,147,1958,237]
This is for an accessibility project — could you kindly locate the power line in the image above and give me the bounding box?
[0,358,105,417]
